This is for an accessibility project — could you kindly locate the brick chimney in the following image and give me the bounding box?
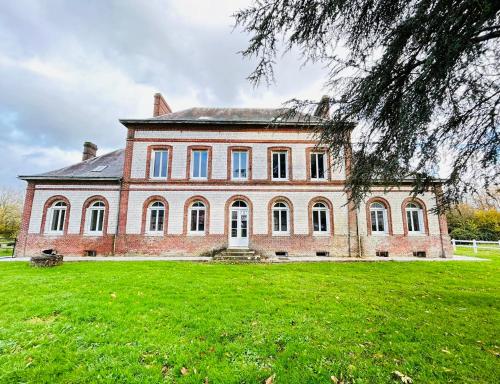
[153,93,172,117]
[314,95,331,118]
[82,142,98,161]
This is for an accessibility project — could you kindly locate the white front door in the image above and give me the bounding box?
[229,208,249,248]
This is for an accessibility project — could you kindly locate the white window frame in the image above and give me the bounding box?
[312,202,329,235]
[406,203,425,235]
[146,201,165,235]
[232,150,248,180]
[150,149,169,179]
[191,150,208,180]
[271,151,288,180]
[47,201,67,235]
[370,202,389,235]
[86,201,105,236]
[272,202,290,235]
[188,201,206,235]
[310,152,327,181]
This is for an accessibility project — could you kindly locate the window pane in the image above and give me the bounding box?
[407,211,413,231]
[160,151,168,177]
[157,210,164,231]
[153,151,161,177]
[273,210,280,231]
[317,153,325,178]
[200,151,208,178]
[280,210,287,231]
[240,152,247,178]
[232,152,239,178]
[313,210,319,231]
[272,153,279,178]
[198,209,205,231]
[311,154,317,179]
[90,210,98,231]
[97,210,104,231]
[190,210,197,231]
[150,210,157,231]
[377,210,385,232]
[320,210,327,231]
[59,210,65,231]
[412,211,420,232]
[371,211,377,232]
[193,151,200,177]
[279,153,287,178]
[51,210,60,231]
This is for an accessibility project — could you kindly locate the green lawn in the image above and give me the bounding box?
[0,254,498,383]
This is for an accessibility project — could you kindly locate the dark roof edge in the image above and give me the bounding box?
[18,176,122,181]
[119,119,324,126]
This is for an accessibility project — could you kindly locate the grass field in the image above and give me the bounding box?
[0,249,498,383]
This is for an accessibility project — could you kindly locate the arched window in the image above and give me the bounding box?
[406,202,424,234]
[48,201,67,234]
[147,201,165,234]
[232,200,247,208]
[370,202,388,234]
[272,202,289,234]
[312,202,329,234]
[87,201,105,234]
[189,201,206,233]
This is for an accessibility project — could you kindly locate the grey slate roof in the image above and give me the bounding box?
[120,107,323,126]
[19,149,124,181]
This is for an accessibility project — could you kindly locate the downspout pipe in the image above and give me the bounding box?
[112,178,123,255]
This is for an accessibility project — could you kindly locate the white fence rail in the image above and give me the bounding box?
[452,239,500,253]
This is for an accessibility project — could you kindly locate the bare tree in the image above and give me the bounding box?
[0,188,23,238]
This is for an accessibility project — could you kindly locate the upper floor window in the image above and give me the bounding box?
[272,202,290,235]
[147,201,165,234]
[191,150,208,179]
[232,150,248,180]
[370,202,388,234]
[310,152,326,180]
[406,202,424,234]
[87,201,105,235]
[312,202,329,234]
[189,201,206,234]
[151,150,168,178]
[272,151,288,180]
[48,201,67,234]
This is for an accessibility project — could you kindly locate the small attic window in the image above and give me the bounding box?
[91,165,107,172]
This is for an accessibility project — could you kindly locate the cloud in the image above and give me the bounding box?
[0,0,327,188]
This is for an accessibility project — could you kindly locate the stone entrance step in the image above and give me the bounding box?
[212,249,264,263]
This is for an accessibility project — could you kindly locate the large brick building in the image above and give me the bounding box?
[16,94,451,258]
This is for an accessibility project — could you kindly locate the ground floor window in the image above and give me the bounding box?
[272,202,289,235]
[147,201,165,233]
[189,201,206,234]
[48,201,67,234]
[87,201,105,234]
[312,202,329,234]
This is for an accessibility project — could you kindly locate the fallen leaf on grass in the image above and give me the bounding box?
[161,365,169,377]
[265,374,275,384]
[204,377,209,384]
[110,293,116,299]
[181,367,188,376]
[330,376,338,383]
[486,349,500,357]
[441,348,451,354]
[392,371,413,383]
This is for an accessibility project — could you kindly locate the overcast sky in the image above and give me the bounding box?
[0,0,327,188]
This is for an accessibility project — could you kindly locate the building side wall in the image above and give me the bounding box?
[28,186,120,235]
